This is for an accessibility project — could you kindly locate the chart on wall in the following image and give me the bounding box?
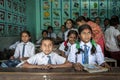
[108,0,120,18]
[0,0,26,37]
[40,0,120,30]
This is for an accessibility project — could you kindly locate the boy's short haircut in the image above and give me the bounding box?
[42,30,48,35]
[40,37,54,45]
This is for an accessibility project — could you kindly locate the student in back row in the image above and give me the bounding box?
[22,37,72,69]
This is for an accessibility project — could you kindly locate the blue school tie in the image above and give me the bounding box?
[22,44,26,57]
[47,55,51,64]
[83,45,88,64]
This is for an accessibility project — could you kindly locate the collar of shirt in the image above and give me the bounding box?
[67,42,72,47]
[41,52,54,58]
[80,41,92,49]
[21,41,30,45]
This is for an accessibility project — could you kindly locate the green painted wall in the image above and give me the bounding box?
[26,0,36,42]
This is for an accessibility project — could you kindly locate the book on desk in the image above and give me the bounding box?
[83,64,108,73]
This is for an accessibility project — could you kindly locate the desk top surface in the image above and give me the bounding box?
[0,67,120,74]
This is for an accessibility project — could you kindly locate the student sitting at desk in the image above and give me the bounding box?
[22,37,72,69]
[68,24,110,71]
[59,30,78,58]
[1,31,35,67]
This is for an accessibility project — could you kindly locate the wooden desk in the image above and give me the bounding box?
[0,67,120,80]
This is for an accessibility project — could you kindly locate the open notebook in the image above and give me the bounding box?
[83,64,108,73]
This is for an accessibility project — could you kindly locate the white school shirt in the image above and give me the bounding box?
[57,31,64,40]
[14,42,35,58]
[59,42,72,56]
[64,28,78,40]
[48,32,57,39]
[27,52,66,65]
[68,41,105,65]
[9,41,20,50]
[36,38,42,44]
[105,26,120,52]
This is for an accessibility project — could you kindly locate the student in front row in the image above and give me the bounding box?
[59,30,78,58]
[68,24,110,71]
[21,37,72,69]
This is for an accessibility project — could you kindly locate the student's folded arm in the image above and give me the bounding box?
[50,61,72,69]
[22,61,43,69]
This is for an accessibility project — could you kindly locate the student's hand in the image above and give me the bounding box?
[46,64,56,69]
[73,63,84,71]
[10,56,14,59]
[100,62,111,70]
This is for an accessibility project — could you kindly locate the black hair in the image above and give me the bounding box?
[64,19,75,28]
[111,15,119,24]
[104,18,110,22]
[76,24,96,55]
[76,16,89,23]
[40,37,54,45]
[64,30,78,51]
[47,26,53,32]
[94,17,101,22]
[20,30,31,42]
[42,30,48,35]
[110,17,118,26]
[67,30,78,38]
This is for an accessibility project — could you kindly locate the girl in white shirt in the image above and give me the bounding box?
[59,30,78,58]
[64,19,77,40]
[22,37,72,69]
[10,30,35,61]
[68,24,110,71]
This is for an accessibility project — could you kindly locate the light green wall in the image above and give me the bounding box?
[26,0,36,42]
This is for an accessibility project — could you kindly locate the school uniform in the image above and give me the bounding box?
[59,42,72,56]
[68,41,105,65]
[14,41,35,59]
[105,26,120,52]
[9,41,20,50]
[64,28,78,40]
[48,32,56,39]
[36,38,42,44]
[57,31,65,40]
[105,26,120,66]
[27,52,66,65]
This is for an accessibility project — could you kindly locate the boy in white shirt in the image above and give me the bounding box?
[22,37,72,69]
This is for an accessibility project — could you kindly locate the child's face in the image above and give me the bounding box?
[41,40,53,55]
[42,32,48,38]
[66,20,72,29]
[95,18,101,25]
[79,29,92,43]
[61,26,65,32]
[21,33,31,43]
[68,34,77,44]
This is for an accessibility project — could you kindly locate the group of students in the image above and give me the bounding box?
[4,14,120,71]
[1,18,111,71]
